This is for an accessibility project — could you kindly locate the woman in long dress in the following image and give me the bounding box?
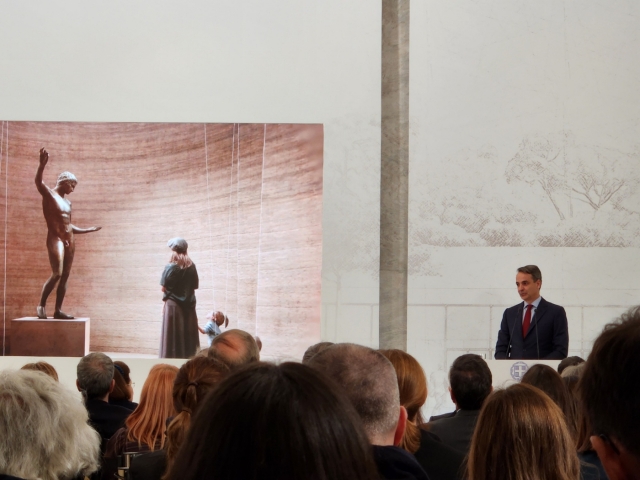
[159,238,200,358]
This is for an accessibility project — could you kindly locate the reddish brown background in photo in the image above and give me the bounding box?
[0,121,323,358]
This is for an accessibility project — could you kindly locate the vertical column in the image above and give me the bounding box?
[380,0,409,350]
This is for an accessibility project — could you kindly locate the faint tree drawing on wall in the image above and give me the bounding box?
[505,134,568,220]
[410,132,640,249]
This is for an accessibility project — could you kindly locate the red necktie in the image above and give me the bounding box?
[522,304,533,337]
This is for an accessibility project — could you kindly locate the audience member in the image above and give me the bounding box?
[558,355,585,374]
[0,369,101,480]
[579,306,640,480]
[150,356,230,478]
[207,328,260,369]
[308,343,428,480]
[561,363,609,480]
[467,383,579,480]
[102,364,178,480]
[77,353,132,453]
[426,353,492,455]
[20,360,59,381]
[165,362,379,480]
[301,341,334,364]
[109,361,137,411]
[520,363,578,442]
[381,349,465,480]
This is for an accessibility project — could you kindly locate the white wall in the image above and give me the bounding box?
[409,0,640,416]
[0,1,382,354]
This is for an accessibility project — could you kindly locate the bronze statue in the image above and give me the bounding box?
[35,148,101,319]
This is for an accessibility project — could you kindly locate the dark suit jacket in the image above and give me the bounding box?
[428,411,456,422]
[424,409,480,455]
[494,297,569,360]
[414,429,465,480]
[373,445,430,480]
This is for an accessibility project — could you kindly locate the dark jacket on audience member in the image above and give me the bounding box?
[373,445,430,480]
[414,429,465,480]
[109,398,138,411]
[428,411,456,422]
[424,409,480,455]
[84,399,132,452]
[129,450,167,480]
[579,451,608,480]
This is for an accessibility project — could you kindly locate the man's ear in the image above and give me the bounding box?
[108,378,115,394]
[76,379,82,392]
[591,435,625,480]
[393,406,408,447]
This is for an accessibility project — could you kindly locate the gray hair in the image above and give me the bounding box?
[77,352,114,399]
[307,343,400,441]
[208,329,260,369]
[517,265,542,282]
[0,370,100,480]
[56,171,77,186]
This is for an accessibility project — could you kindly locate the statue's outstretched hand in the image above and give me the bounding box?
[39,148,49,166]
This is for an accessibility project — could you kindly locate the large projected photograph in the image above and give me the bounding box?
[0,121,323,359]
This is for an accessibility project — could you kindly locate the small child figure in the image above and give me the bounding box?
[198,310,229,347]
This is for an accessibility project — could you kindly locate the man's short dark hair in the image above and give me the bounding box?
[208,329,260,369]
[557,356,584,374]
[579,306,640,458]
[449,354,492,410]
[517,265,542,282]
[76,352,114,400]
[302,341,334,364]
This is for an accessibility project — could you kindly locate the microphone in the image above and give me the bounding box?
[506,303,521,359]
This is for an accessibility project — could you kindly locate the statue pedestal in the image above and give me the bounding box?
[10,317,90,357]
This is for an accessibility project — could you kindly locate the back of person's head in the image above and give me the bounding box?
[449,354,492,410]
[164,356,230,472]
[208,329,260,369]
[307,343,401,444]
[125,364,179,450]
[21,361,59,381]
[379,349,427,454]
[579,306,640,475]
[302,341,335,364]
[0,369,101,480]
[77,352,114,399]
[557,355,585,374]
[467,383,579,480]
[110,361,132,402]
[165,362,379,480]
[520,363,577,443]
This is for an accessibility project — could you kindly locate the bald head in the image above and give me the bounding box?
[208,329,260,369]
[307,343,401,444]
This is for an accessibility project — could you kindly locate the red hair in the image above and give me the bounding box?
[125,364,178,450]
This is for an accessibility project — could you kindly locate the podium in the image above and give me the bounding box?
[10,317,90,357]
[486,359,561,386]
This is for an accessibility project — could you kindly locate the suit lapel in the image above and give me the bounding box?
[525,298,547,338]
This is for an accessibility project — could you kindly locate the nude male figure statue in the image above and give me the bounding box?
[35,148,101,319]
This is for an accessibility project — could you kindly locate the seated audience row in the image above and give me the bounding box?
[2,307,640,480]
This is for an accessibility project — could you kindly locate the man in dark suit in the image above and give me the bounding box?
[495,265,569,360]
[425,354,492,455]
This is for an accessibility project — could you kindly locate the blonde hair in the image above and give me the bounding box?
[170,251,193,269]
[379,349,427,453]
[125,364,179,450]
[467,383,579,480]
